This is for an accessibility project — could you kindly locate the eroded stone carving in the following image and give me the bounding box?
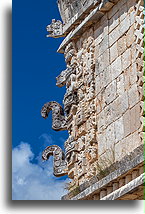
[65,137,79,165]
[41,101,67,131]
[63,90,78,114]
[64,42,76,65]
[56,69,67,88]
[40,0,144,200]
[56,66,74,88]
[85,146,98,163]
[46,19,63,38]
[77,151,87,178]
[42,145,67,177]
[135,0,144,143]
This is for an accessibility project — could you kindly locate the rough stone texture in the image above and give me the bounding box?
[61,145,144,200]
[46,19,64,38]
[111,56,122,80]
[41,101,67,131]
[41,0,144,200]
[42,145,67,177]
[101,173,144,200]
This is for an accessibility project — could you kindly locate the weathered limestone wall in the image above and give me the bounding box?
[57,0,94,24]
[42,0,144,200]
[94,0,144,169]
[62,0,144,190]
[62,146,144,200]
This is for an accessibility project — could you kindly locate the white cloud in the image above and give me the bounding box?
[12,142,69,200]
[39,133,54,147]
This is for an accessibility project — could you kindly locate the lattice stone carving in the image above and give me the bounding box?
[135,0,144,141]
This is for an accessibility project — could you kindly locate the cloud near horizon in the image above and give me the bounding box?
[12,142,69,200]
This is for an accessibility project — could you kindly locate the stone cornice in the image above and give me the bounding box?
[62,0,96,36]
[57,0,119,53]
[61,145,144,200]
[100,173,144,200]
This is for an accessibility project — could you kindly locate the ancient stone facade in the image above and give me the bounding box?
[41,0,144,200]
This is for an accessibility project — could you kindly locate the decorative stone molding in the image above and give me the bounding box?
[134,0,144,142]
[57,0,119,53]
[42,145,67,177]
[61,145,144,200]
[57,0,95,25]
[63,90,78,114]
[101,173,144,200]
[41,101,67,131]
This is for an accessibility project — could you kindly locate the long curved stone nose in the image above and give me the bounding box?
[42,145,68,177]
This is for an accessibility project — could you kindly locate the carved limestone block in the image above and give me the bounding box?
[84,72,94,87]
[77,136,85,151]
[70,124,77,139]
[86,114,97,132]
[68,167,75,179]
[64,136,79,168]
[76,108,86,126]
[63,91,78,114]
[76,75,84,89]
[66,178,79,191]
[86,164,96,179]
[76,65,83,77]
[70,104,77,115]
[85,146,98,163]
[76,151,87,178]
[65,136,78,154]
[135,0,144,73]
[65,135,85,174]
[86,52,95,70]
[77,123,87,137]
[41,101,67,131]
[66,73,77,93]
[66,107,77,133]
[85,128,96,146]
[83,102,90,119]
[70,55,78,68]
[56,69,67,88]
[66,151,78,168]
[42,145,67,177]
[56,66,74,88]
[87,100,96,116]
[86,38,95,63]
[77,85,86,101]
[64,42,76,65]
[46,19,63,38]
[86,82,95,101]
[77,49,83,62]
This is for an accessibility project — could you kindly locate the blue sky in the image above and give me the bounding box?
[12,0,69,199]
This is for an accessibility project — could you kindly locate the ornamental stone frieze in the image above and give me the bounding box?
[41,0,144,200]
